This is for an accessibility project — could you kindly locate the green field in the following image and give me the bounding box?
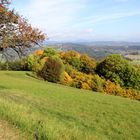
[0,71,140,140]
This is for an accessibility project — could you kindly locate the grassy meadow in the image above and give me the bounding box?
[0,71,140,140]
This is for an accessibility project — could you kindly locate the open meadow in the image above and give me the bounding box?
[0,71,140,140]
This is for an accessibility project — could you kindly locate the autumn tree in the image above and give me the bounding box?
[60,50,81,70]
[40,57,64,83]
[96,54,140,90]
[0,0,45,59]
[80,54,96,74]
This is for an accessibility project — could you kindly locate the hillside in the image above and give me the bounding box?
[0,71,140,140]
[44,42,140,60]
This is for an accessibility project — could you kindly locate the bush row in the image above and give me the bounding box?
[1,48,140,100]
[62,67,140,100]
[0,61,28,71]
[25,48,140,100]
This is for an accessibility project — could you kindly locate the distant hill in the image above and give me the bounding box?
[2,41,139,61]
[45,41,140,47]
[44,41,140,60]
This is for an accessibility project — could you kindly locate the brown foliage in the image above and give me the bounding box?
[40,57,64,83]
[0,1,45,58]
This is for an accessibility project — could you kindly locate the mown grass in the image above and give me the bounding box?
[0,71,140,140]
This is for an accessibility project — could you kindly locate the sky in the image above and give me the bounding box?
[10,0,140,42]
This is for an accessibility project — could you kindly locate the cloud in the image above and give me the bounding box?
[86,11,140,24]
[11,0,140,42]
[17,0,86,33]
[11,0,94,41]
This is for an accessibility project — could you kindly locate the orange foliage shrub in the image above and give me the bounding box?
[104,80,123,96]
[34,50,44,56]
[60,50,81,65]
[60,50,80,59]
[61,71,73,86]
[122,88,140,100]
[69,70,94,90]
[81,82,91,90]
[104,80,140,100]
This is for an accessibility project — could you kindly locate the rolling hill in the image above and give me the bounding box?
[0,71,140,140]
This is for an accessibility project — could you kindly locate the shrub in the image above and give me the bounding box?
[61,51,96,73]
[61,71,73,86]
[60,50,81,70]
[26,54,39,71]
[103,80,140,100]
[124,88,140,100]
[91,75,105,92]
[0,60,27,71]
[125,67,140,90]
[40,57,64,83]
[64,64,75,75]
[70,57,81,70]
[43,48,58,57]
[60,50,80,60]
[0,62,8,70]
[65,67,105,91]
[104,80,123,96]
[96,54,140,90]
[81,82,91,90]
[80,54,96,74]
[34,49,44,56]
[7,61,24,71]
[69,70,92,89]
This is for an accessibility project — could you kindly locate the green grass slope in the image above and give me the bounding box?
[0,71,140,140]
